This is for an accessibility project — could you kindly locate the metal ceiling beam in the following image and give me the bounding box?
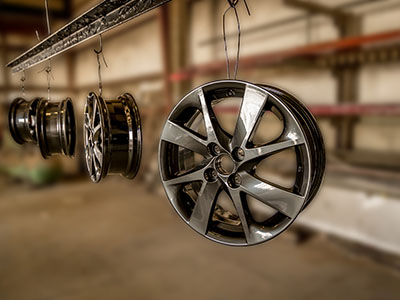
[7,0,172,73]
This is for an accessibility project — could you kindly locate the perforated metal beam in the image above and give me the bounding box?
[7,0,171,73]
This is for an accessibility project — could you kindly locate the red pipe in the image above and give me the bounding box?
[170,28,400,82]
[309,104,400,116]
[213,103,400,116]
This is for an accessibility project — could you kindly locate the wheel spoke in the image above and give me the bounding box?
[93,123,101,134]
[239,172,305,218]
[93,153,100,174]
[228,189,255,244]
[87,153,93,176]
[161,120,209,157]
[198,89,230,148]
[92,97,97,127]
[231,85,268,149]
[243,136,305,164]
[165,164,210,186]
[189,181,221,235]
[84,112,91,126]
[94,145,103,165]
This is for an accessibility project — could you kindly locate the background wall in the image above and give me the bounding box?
[0,0,400,298]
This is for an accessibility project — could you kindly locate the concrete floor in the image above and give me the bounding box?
[0,178,399,300]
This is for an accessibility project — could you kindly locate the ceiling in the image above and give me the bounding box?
[0,0,71,34]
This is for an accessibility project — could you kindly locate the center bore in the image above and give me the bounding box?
[215,154,235,175]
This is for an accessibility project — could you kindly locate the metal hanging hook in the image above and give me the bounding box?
[44,0,53,100]
[20,70,26,96]
[228,0,251,15]
[223,0,251,80]
[94,34,108,96]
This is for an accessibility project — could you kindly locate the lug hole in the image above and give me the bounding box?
[228,173,242,188]
[208,143,221,156]
[204,168,218,182]
[232,147,245,161]
[226,89,236,97]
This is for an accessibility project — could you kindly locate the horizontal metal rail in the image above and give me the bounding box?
[7,0,171,73]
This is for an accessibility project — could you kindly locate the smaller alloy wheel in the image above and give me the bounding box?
[9,97,76,158]
[84,92,142,183]
[159,80,325,246]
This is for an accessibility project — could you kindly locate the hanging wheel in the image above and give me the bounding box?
[9,97,76,158]
[84,92,142,183]
[159,80,325,246]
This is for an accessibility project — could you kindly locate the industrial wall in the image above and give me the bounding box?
[1,0,400,255]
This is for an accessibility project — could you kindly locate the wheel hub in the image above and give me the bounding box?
[215,154,235,175]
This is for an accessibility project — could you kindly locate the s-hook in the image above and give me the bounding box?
[36,0,53,100]
[20,70,26,96]
[223,0,251,80]
[94,34,108,96]
[44,0,53,100]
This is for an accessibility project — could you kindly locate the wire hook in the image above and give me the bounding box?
[20,70,26,96]
[223,0,251,80]
[35,1,53,100]
[94,34,108,96]
[44,0,52,100]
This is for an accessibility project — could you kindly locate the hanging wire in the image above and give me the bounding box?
[94,34,108,96]
[223,0,251,80]
[44,0,51,35]
[34,1,53,100]
[45,0,52,100]
[20,70,26,96]
[33,0,53,100]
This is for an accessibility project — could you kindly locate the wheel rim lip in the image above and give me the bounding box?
[285,96,325,206]
[8,97,29,144]
[261,84,326,207]
[158,79,313,246]
[119,93,142,180]
[36,98,49,159]
[58,98,76,157]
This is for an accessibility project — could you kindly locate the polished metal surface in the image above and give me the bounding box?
[261,84,326,206]
[7,0,172,73]
[84,92,142,183]
[9,97,76,159]
[159,80,325,246]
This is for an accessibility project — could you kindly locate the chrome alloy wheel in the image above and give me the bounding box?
[84,92,142,183]
[159,80,325,246]
[9,97,76,159]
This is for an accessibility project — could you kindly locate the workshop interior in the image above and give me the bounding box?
[0,0,400,298]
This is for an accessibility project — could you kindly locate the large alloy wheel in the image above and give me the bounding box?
[9,97,76,158]
[84,92,142,183]
[159,80,325,246]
